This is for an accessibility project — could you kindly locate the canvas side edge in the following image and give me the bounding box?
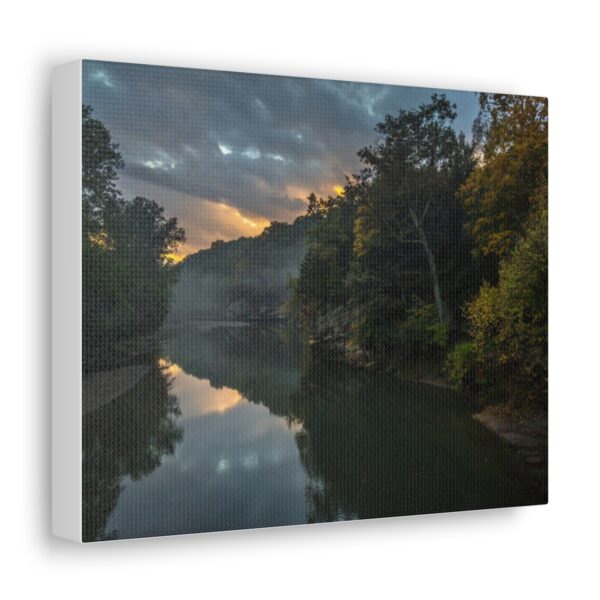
[52,60,83,542]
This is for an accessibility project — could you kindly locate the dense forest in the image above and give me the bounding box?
[294,93,547,413]
[82,92,547,415]
[82,105,186,371]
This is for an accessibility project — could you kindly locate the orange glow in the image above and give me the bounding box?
[210,387,244,414]
[173,198,276,254]
[333,185,345,196]
[159,358,245,416]
[285,185,314,203]
[216,202,271,232]
[162,252,186,264]
[158,358,182,376]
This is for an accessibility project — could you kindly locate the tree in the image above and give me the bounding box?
[82,104,124,235]
[466,210,547,406]
[297,185,358,321]
[459,93,548,258]
[448,94,548,410]
[354,94,474,325]
[81,106,185,368]
[112,196,185,267]
[294,96,480,367]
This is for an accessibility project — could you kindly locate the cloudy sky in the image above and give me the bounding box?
[83,60,480,255]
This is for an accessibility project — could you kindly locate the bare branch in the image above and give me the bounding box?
[420,197,432,223]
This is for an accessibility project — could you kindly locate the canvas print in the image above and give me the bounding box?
[81,60,548,541]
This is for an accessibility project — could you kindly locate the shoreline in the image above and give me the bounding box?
[413,372,548,472]
[473,404,548,470]
[311,337,548,470]
[83,363,151,416]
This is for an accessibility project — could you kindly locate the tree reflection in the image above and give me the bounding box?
[154,324,545,531]
[291,358,546,523]
[162,325,305,419]
[82,361,183,541]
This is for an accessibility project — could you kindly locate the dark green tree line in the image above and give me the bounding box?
[295,93,548,410]
[297,95,486,368]
[82,106,185,370]
[448,94,548,408]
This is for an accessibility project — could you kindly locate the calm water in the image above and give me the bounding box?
[82,323,545,541]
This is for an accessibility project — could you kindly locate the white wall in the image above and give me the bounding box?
[5,1,599,597]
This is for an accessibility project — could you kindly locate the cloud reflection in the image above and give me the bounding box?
[161,359,243,416]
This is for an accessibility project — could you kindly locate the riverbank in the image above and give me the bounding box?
[414,370,548,478]
[348,343,547,475]
[309,336,548,468]
[84,333,159,373]
[83,363,151,415]
[414,365,548,476]
[387,358,548,474]
[474,403,548,468]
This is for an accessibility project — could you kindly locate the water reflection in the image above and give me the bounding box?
[82,323,545,541]
[162,324,304,420]
[292,362,545,523]
[82,361,183,541]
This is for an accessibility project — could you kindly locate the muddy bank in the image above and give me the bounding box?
[83,364,151,415]
[473,404,547,477]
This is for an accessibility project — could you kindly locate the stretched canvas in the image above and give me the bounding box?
[52,60,548,542]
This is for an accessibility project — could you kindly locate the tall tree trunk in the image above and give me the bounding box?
[409,209,446,324]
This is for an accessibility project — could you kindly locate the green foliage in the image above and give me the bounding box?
[82,104,124,234]
[296,95,480,367]
[466,210,547,406]
[352,96,477,338]
[83,200,184,341]
[82,106,185,368]
[447,94,549,409]
[459,94,548,258]
[294,91,547,414]
[347,300,450,369]
[297,188,356,321]
[395,303,449,354]
[446,341,477,390]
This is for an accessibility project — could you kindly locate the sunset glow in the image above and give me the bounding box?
[162,252,186,264]
[217,202,271,234]
[83,60,480,256]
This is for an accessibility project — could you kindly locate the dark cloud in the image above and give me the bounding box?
[83,60,479,252]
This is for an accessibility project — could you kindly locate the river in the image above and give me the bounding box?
[82,321,546,541]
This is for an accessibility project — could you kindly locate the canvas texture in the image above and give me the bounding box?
[81,60,548,542]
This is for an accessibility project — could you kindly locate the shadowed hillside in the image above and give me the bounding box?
[167,217,312,323]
